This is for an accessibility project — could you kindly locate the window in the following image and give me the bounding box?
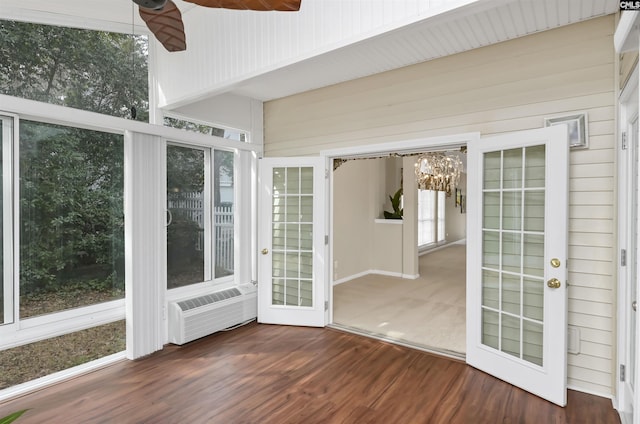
[167,145,235,289]
[417,190,446,247]
[20,121,124,318]
[163,116,247,141]
[0,20,149,121]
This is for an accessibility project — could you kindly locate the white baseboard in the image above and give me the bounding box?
[333,270,417,285]
[370,269,403,278]
[566,383,614,401]
[332,270,371,286]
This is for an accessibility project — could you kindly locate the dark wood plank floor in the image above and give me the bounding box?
[0,322,620,424]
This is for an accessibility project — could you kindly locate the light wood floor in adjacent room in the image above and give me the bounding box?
[333,243,466,355]
[0,323,620,424]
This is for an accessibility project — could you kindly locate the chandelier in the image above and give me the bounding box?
[414,152,463,196]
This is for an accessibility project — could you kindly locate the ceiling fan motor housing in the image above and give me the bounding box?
[133,0,168,10]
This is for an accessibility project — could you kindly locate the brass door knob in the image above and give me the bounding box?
[547,278,561,289]
[261,248,269,255]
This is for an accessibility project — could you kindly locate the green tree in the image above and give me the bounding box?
[0,20,148,120]
[0,20,141,295]
[164,116,234,205]
[20,121,124,295]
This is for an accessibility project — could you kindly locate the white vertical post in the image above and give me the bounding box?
[124,131,165,359]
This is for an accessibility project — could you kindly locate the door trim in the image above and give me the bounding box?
[320,132,480,326]
[617,63,639,419]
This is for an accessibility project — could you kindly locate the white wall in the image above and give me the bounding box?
[445,172,467,243]
[333,157,416,281]
[264,16,617,396]
[169,93,264,144]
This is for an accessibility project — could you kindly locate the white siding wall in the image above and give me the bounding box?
[264,16,617,396]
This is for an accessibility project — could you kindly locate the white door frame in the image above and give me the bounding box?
[618,63,640,422]
[320,132,480,325]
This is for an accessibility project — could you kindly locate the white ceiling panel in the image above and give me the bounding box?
[0,0,620,107]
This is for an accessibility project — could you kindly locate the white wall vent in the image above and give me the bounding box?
[168,284,257,345]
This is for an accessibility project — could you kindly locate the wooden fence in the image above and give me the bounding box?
[167,192,234,274]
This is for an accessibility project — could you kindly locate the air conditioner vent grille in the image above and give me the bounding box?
[177,288,242,311]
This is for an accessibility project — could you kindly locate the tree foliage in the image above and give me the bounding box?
[20,121,125,294]
[0,20,144,294]
[0,20,149,120]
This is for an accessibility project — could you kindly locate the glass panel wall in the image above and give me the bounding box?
[167,145,207,289]
[20,121,124,318]
[167,145,235,289]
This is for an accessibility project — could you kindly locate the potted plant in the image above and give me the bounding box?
[383,188,403,219]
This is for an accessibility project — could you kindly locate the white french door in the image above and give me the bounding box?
[466,125,569,406]
[258,157,327,327]
[619,67,640,422]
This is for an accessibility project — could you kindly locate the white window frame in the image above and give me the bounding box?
[0,94,260,353]
[164,142,240,302]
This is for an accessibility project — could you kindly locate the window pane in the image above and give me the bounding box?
[437,191,445,242]
[0,20,149,121]
[20,121,124,318]
[167,145,205,289]
[214,150,234,278]
[417,189,436,246]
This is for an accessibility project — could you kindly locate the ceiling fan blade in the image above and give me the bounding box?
[184,0,301,11]
[139,0,187,52]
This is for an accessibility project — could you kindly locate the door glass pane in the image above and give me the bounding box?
[481,145,546,367]
[167,145,205,289]
[482,231,500,269]
[502,233,521,273]
[271,167,313,307]
[483,192,500,230]
[523,320,543,366]
[503,148,523,189]
[525,145,546,188]
[20,121,124,318]
[502,274,521,316]
[523,278,544,321]
[482,270,499,309]
[483,152,501,190]
[502,314,521,358]
[502,191,522,231]
[482,309,499,350]
[524,191,545,232]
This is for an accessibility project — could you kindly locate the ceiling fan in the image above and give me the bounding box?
[133,0,302,52]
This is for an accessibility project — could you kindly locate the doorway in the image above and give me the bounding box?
[323,134,475,357]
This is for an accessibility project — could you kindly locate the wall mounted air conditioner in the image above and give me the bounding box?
[168,284,257,345]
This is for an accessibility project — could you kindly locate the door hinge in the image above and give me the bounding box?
[621,364,626,382]
[622,132,628,150]
[325,235,329,245]
[324,300,329,311]
[622,249,627,267]
[325,168,329,179]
